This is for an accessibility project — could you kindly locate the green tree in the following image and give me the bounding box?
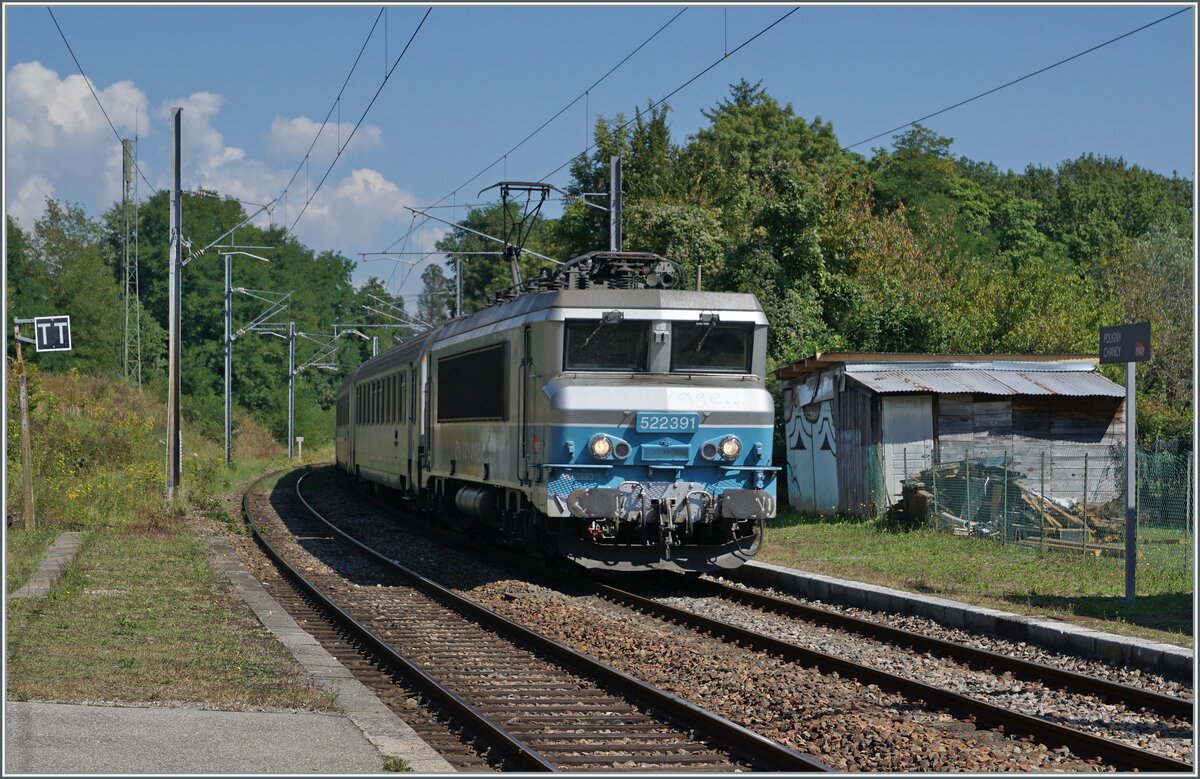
[23,200,124,375]
[417,264,453,327]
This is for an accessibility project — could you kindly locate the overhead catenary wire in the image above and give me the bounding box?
[380,6,688,256]
[843,6,1191,150]
[46,8,158,195]
[539,7,800,183]
[271,8,386,227]
[288,7,432,234]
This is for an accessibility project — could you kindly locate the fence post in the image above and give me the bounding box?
[1187,450,1193,563]
[1083,452,1089,556]
[932,460,939,531]
[965,454,971,525]
[1002,452,1009,546]
[1040,450,1046,550]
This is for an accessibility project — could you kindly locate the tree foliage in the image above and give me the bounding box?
[8,80,1191,448]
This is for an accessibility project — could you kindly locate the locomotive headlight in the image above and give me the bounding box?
[589,434,613,459]
[719,435,742,461]
[701,442,719,460]
[612,440,632,460]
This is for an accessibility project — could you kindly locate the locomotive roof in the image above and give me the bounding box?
[342,287,763,388]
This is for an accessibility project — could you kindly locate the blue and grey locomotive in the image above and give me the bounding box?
[335,251,777,572]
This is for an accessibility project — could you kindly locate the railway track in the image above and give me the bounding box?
[308,465,1194,772]
[667,576,1193,719]
[590,580,1193,772]
[242,469,831,772]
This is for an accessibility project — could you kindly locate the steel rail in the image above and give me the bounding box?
[701,577,1193,719]
[291,471,833,773]
[242,470,559,772]
[345,470,1193,769]
[593,582,1195,773]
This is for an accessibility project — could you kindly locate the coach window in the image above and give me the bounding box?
[564,319,650,372]
[671,322,753,373]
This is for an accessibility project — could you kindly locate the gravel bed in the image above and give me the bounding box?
[295,477,1138,772]
[711,577,1194,696]
[645,588,1192,762]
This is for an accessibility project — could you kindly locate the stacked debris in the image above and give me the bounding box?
[900,457,1128,556]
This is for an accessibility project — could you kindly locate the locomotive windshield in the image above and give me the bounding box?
[671,322,753,373]
[564,320,649,371]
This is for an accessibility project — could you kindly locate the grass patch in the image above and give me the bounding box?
[761,508,1194,647]
[5,526,333,710]
[5,368,333,711]
[5,526,61,594]
[383,757,413,772]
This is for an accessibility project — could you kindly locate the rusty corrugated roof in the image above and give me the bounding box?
[846,369,1124,397]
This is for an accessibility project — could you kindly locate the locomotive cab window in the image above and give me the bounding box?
[564,320,650,372]
[671,322,753,373]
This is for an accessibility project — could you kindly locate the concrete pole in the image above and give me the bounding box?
[224,252,232,465]
[1125,362,1137,601]
[14,328,35,529]
[166,107,182,499]
[455,256,463,318]
[288,321,295,461]
[609,156,622,251]
[372,336,378,357]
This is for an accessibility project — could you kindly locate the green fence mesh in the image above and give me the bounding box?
[891,440,1193,574]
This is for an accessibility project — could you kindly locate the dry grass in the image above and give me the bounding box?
[234,413,285,460]
[5,523,334,711]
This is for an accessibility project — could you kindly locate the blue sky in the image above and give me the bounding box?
[4,3,1195,301]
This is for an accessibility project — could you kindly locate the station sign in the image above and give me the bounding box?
[1099,322,1150,365]
[33,316,72,352]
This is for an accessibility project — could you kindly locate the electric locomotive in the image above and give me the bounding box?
[336,251,777,572]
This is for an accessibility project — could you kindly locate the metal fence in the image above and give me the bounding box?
[890,441,1192,570]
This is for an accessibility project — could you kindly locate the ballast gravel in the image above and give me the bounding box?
[288,476,1195,771]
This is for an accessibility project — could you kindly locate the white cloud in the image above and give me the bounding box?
[5,61,148,227]
[266,115,383,161]
[6,61,422,275]
[8,175,56,227]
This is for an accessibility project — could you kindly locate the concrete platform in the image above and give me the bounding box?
[9,531,83,599]
[4,701,391,774]
[4,531,454,774]
[729,560,1193,678]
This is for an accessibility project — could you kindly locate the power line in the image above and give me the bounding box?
[272,8,386,228]
[289,7,432,234]
[843,6,1191,151]
[380,7,688,255]
[539,7,800,183]
[46,8,158,195]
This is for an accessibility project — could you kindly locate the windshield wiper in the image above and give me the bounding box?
[582,310,624,348]
[688,315,719,362]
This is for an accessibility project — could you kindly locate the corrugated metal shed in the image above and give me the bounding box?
[845,368,1124,397]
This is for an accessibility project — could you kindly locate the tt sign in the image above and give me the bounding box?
[34,316,72,352]
[1099,323,1151,365]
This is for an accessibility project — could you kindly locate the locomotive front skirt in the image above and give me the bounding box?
[336,286,778,572]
